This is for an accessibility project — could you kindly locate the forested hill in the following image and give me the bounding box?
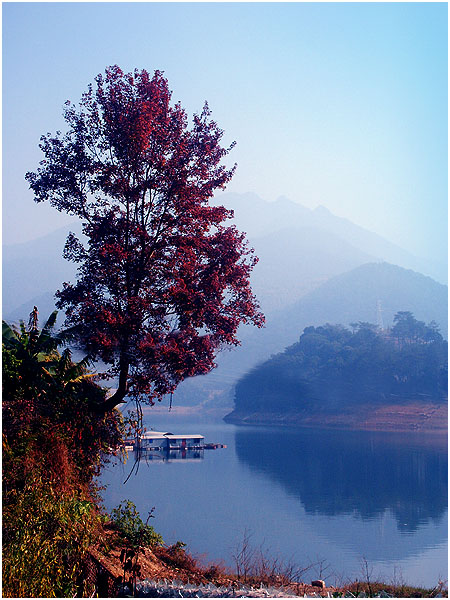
[227,313,448,421]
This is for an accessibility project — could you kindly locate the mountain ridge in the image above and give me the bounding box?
[5,192,445,318]
[217,192,447,283]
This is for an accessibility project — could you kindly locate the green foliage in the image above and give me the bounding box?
[109,500,163,597]
[2,309,125,597]
[2,479,102,598]
[3,310,124,489]
[111,500,163,549]
[235,313,448,413]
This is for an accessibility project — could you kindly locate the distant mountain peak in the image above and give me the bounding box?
[314,204,332,215]
[274,195,294,205]
[272,195,311,215]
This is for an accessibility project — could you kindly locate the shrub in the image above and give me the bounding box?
[111,500,163,549]
[157,541,198,571]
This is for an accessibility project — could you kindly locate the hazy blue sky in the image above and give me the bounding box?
[3,2,447,264]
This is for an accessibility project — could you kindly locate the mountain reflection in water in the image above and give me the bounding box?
[234,427,447,533]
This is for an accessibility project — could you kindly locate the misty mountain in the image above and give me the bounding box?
[5,292,60,325]
[3,223,80,320]
[174,262,448,406]
[215,193,447,284]
[3,194,447,410]
[2,219,375,319]
[279,262,448,337]
[5,191,441,320]
[248,226,374,312]
[3,194,368,319]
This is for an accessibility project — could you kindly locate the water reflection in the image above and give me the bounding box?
[132,447,204,462]
[235,427,447,532]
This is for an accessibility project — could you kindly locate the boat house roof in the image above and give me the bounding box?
[165,434,204,440]
[140,432,204,440]
[141,431,172,439]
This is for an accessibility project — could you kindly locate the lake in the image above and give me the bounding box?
[99,414,448,589]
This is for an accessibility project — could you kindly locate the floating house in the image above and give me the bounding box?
[139,431,169,450]
[137,431,205,451]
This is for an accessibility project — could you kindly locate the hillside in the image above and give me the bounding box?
[248,226,374,312]
[225,315,448,429]
[173,262,448,407]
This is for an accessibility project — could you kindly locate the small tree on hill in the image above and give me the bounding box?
[26,65,264,413]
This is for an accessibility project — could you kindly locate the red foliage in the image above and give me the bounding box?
[26,66,264,411]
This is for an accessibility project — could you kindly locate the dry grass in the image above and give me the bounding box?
[92,529,448,598]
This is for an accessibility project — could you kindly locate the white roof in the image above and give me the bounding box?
[141,431,171,439]
[164,434,204,439]
[141,431,204,440]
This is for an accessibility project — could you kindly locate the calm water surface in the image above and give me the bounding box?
[99,415,447,588]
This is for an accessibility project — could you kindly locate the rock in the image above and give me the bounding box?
[311,580,326,589]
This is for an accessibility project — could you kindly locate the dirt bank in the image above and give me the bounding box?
[90,531,337,597]
[89,529,447,598]
[224,403,448,432]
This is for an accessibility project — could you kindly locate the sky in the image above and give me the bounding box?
[2,2,448,265]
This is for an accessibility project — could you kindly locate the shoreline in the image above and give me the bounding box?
[224,402,448,433]
[91,531,448,598]
[224,403,448,433]
[144,403,448,434]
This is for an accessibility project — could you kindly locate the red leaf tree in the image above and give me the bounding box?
[26,66,264,413]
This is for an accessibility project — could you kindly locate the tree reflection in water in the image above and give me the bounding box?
[235,427,447,532]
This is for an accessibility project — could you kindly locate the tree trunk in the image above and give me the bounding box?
[96,360,129,414]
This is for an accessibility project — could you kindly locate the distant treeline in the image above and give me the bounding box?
[234,312,448,413]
